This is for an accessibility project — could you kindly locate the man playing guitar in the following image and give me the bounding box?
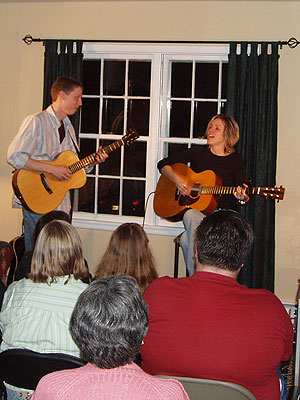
[7,76,108,251]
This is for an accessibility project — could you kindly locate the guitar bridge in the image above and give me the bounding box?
[40,173,53,194]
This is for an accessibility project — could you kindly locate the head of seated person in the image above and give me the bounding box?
[194,209,254,275]
[33,210,71,245]
[29,220,88,284]
[94,223,158,293]
[70,275,148,368]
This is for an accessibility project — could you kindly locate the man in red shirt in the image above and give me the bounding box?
[141,210,293,400]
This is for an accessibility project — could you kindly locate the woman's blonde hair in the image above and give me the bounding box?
[30,220,88,284]
[94,223,158,293]
[206,114,240,153]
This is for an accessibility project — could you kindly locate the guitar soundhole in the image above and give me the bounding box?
[40,174,53,194]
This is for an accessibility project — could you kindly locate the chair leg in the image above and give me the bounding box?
[174,240,179,278]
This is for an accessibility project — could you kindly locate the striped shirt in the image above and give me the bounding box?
[7,106,79,213]
[0,276,88,392]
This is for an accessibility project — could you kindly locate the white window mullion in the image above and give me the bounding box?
[74,43,229,236]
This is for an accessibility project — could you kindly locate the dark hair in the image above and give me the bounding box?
[195,210,254,272]
[70,275,148,369]
[33,210,71,244]
[94,223,158,293]
[51,76,83,102]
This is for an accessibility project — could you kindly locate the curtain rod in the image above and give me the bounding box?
[22,34,299,49]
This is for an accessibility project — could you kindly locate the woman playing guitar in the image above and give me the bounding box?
[157,114,249,276]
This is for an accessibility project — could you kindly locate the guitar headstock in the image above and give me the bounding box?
[259,186,285,201]
[122,129,139,145]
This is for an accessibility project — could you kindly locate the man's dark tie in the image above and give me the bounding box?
[59,123,65,144]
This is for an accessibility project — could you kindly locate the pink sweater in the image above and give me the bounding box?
[31,362,189,400]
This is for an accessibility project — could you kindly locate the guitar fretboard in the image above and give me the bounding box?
[68,138,127,174]
[198,186,260,196]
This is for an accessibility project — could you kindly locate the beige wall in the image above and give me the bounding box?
[1,1,300,303]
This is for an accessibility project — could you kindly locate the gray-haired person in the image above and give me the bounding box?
[32,275,189,400]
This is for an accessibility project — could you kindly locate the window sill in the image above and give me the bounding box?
[73,215,184,237]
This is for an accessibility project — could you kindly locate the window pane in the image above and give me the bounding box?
[79,138,97,174]
[98,178,120,214]
[99,139,121,176]
[83,60,100,95]
[77,177,95,213]
[122,180,145,216]
[102,99,124,134]
[124,141,146,177]
[81,98,99,133]
[195,63,219,98]
[169,100,191,138]
[103,60,125,96]
[171,62,192,98]
[128,61,151,96]
[193,101,218,138]
[167,143,189,157]
[128,99,150,136]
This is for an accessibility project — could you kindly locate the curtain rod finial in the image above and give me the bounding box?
[22,35,33,45]
[287,37,299,49]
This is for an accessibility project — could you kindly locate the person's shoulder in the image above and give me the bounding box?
[149,375,189,399]
[191,144,208,154]
[230,150,245,162]
[50,276,88,293]
[33,365,87,400]
[130,364,189,399]
[241,285,287,312]
[144,275,175,290]
[143,275,191,300]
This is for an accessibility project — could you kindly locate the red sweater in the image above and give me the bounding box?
[141,272,293,400]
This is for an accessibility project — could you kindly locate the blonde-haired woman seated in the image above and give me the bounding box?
[94,223,158,293]
[0,220,89,400]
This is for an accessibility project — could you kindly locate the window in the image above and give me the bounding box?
[73,44,229,236]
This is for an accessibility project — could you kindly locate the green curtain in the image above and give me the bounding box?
[226,42,279,291]
[42,40,83,136]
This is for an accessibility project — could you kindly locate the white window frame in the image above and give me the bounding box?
[73,43,229,237]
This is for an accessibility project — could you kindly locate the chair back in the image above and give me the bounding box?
[0,241,13,286]
[157,375,256,400]
[0,349,86,392]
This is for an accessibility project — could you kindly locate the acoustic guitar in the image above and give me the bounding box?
[12,130,139,214]
[154,163,285,222]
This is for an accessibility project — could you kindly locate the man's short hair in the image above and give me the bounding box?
[70,275,148,369]
[195,210,254,271]
[51,76,83,102]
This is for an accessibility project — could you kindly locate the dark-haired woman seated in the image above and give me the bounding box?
[32,275,189,400]
[0,220,89,400]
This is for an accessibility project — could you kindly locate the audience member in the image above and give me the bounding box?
[14,210,71,281]
[141,210,293,400]
[0,220,89,399]
[94,223,158,293]
[32,275,189,400]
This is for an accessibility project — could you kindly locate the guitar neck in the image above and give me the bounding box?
[68,138,127,174]
[200,186,259,195]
